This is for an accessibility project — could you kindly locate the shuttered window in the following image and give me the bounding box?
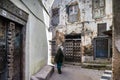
[97,23,106,36]
[93,0,105,19]
[67,4,79,23]
[51,8,59,26]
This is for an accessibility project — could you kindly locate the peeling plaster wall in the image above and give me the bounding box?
[51,0,112,46]
[113,0,120,80]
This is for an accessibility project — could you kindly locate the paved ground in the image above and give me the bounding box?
[49,64,104,80]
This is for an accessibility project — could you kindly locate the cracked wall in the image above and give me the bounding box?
[51,0,112,57]
[113,0,120,80]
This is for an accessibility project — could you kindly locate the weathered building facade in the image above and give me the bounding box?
[50,0,112,63]
[113,0,120,80]
[0,0,54,80]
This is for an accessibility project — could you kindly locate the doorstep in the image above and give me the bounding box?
[31,65,54,80]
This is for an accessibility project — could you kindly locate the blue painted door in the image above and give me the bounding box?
[96,39,108,58]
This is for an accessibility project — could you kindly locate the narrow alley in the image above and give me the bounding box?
[1,0,120,80]
[49,65,104,80]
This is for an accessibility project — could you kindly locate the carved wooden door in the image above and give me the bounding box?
[73,40,81,62]
[0,20,22,80]
[64,40,74,62]
[7,22,22,80]
[64,39,81,63]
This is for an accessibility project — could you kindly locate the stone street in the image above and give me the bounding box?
[49,64,104,80]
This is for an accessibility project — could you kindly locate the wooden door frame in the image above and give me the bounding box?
[93,37,110,60]
[7,21,26,80]
[0,0,28,79]
[21,25,26,80]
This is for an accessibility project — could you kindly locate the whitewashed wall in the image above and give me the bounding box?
[10,0,54,80]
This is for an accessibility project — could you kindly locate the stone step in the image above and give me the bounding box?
[31,65,54,80]
[104,70,112,77]
[100,70,112,80]
[105,70,112,73]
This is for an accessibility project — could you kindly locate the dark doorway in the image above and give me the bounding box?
[0,17,7,80]
[0,16,23,80]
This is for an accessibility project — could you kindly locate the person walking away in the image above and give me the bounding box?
[54,47,64,74]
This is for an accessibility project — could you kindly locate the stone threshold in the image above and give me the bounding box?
[31,65,54,80]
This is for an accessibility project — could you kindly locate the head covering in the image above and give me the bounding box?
[60,46,63,51]
[57,44,64,51]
